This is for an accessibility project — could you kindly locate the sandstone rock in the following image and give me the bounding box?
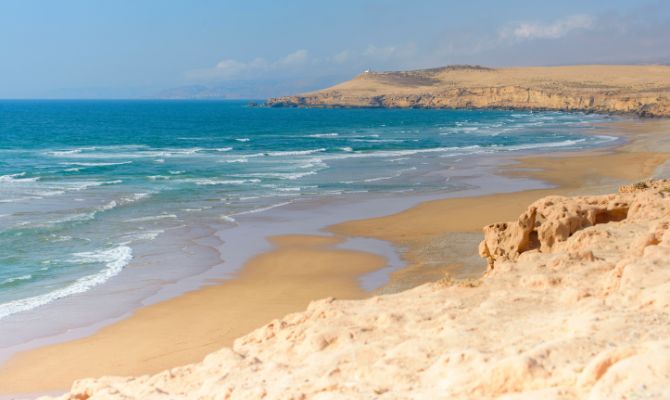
[479,194,632,269]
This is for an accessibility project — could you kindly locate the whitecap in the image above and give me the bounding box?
[327,146,481,159]
[68,180,119,191]
[46,147,96,156]
[148,175,170,181]
[242,171,316,180]
[1,275,32,285]
[59,161,132,167]
[47,149,82,156]
[267,148,326,157]
[232,201,294,216]
[594,135,619,142]
[124,229,164,242]
[48,235,73,243]
[0,246,132,320]
[188,178,261,186]
[0,196,42,203]
[225,158,248,163]
[125,214,178,223]
[351,138,405,143]
[0,173,39,183]
[503,138,586,151]
[98,200,118,212]
[363,176,396,183]
[220,215,237,223]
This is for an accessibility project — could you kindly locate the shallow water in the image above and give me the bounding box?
[0,100,618,321]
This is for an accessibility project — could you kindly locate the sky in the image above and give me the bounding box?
[0,0,669,98]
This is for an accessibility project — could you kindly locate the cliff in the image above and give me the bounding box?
[44,180,670,399]
[266,65,670,117]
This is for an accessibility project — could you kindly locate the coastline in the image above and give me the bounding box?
[266,65,670,117]
[0,117,668,397]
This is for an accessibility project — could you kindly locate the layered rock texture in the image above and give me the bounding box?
[266,65,670,117]
[45,180,670,399]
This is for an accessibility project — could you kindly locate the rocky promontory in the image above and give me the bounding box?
[266,65,670,117]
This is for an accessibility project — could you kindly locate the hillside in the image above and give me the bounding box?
[266,65,670,117]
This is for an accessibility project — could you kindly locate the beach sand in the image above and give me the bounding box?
[0,120,668,396]
[0,236,385,394]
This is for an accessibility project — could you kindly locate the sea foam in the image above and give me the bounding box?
[0,246,132,320]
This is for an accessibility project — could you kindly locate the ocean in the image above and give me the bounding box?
[0,100,617,323]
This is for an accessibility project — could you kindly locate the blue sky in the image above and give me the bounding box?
[1,0,668,98]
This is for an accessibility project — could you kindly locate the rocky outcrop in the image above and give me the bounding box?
[266,65,670,117]
[43,180,670,399]
[479,179,670,268]
[478,196,629,268]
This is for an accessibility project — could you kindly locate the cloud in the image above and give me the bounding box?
[276,49,308,67]
[212,59,253,78]
[364,45,398,59]
[187,50,309,81]
[187,43,424,83]
[363,43,416,61]
[429,6,670,68]
[500,14,594,41]
[332,50,350,64]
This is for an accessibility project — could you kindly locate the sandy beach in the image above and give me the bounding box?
[4,0,670,397]
[0,118,668,398]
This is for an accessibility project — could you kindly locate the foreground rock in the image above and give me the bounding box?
[266,65,670,117]
[45,181,670,399]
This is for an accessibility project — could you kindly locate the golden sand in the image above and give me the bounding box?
[0,235,385,393]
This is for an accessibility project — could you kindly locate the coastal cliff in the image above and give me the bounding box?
[45,180,670,399]
[266,65,670,117]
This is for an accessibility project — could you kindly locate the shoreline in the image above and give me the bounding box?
[264,103,667,120]
[0,117,668,397]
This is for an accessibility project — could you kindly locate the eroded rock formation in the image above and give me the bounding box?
[479,179,670,268]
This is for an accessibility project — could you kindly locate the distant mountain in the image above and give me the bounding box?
[154,76,349,100]
[154,85,232,100]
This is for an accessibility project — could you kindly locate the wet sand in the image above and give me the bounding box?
[0,120,668,396]
[0,235,385,394]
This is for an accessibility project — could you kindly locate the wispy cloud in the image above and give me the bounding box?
[187,49,310,80]
[363,43,416,61]
[500,14,594,41]
[275,49,309,67]
[331,50,350,64]
[187,43,422,83]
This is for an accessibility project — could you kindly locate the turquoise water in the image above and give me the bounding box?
[0,100,616,319]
